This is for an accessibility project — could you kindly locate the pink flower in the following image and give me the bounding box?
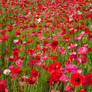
[64,64,77,73]
[78,47,87,55]
[51,89,60,92]
[15,59,22,67]
[8,65,14,70]
[67,43,78,50]
[79,31,85,37]
[59,74,69,82]
[71,67,82,74]
[58,47,65,54]
[73,37,81,40]
[13,39,20,44]
[65,85,74,92]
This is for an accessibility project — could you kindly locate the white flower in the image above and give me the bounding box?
[77,11,82,15]
[13,39,20,44]
[37,18,41,23]
[90,9,92,12]
[3,69,11,75]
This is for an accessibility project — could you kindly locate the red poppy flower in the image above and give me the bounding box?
[30,23,37,28]
[48,70,63,85]
[51,41,58,49]
[48,62,62,73]
[79,89,85,92]
[27,78,36,84]
[30,70,40,78]
[85,73,92,85]
[52,55,58,60]
[70,73,84,86]
[29,59,36,67]
[9,67,23,75]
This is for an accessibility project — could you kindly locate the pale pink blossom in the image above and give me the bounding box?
[73,37,81,40]
[80,31,85,37]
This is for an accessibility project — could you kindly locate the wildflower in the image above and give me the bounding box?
[64,64,77,73]
[9,67,23,78]
[48,70,63,85]
[3,69,11,75]
[13,39,20,44]
[73,37,81,40]
[52,55,58,60]
[51,40,58,49]
[85,73,92,85]
[79,89,85,92]
[65,59,71,65]
[69,52,77,61]
[79,31,85,37]
[30,70,40,78]
[58,47,65,54]
[37,18,41,23]
[0,80,6,91]
[8,65,14,70]
[15,59,22,67]
[19,76,28,86]
[59,74,69,82]
[48,62,62,73]
[51,89,60,92]
[71,67,82,74]
[70,73,84,86]
[77,56,87,63]
[27,77,36,84]
[65,85,74,92]
[78,47,87,55]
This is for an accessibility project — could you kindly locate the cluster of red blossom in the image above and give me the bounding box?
[0,0,92,92]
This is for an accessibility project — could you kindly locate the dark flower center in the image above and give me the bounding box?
[75,77,80,82]
[53,42,57,46]
[54,66,57,69]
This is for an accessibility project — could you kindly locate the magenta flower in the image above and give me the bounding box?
[64,64,77,73]
[78,47,87,55]
[79,31,85,37]
[59,74,69,82]
[51,89,60,92]
[73,37,81,40]
[8,65,14,70]
[58,47,66,54]
[15,59,22,67]
[71,67,82,74]
[65,85,74,92]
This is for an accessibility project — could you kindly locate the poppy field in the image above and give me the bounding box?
[0,0,92,92]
